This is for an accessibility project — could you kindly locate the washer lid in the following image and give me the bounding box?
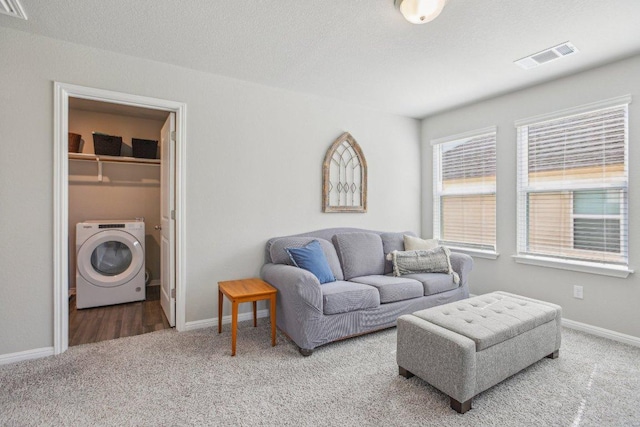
[77,230,144,288]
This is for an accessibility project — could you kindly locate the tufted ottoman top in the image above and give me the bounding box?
[412,291,561,351]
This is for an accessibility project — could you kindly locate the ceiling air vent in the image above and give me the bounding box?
[514,42,578,70]
[0,0,27,20]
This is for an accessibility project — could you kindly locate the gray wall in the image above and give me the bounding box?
[0,27,420,356]
[422,54,640,339]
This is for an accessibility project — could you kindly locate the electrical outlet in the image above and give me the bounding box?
[573,285,584,299]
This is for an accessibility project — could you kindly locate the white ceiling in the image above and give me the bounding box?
[2,0,640,118]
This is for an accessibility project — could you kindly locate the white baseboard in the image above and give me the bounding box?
[184,310,640,348]
[184,309,270,331]
[148,279,161,287]
[0,347,55,366]
[562,318,640,348]
[3,314,634,366]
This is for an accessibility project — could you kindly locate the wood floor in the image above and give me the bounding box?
[69,285,171,347]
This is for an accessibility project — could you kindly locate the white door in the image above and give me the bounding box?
[160,113,176,326]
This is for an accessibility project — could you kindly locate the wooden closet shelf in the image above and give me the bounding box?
[69,153,160,165]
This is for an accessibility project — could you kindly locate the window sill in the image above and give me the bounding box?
[448,247,499,260]
[512,255,633,278]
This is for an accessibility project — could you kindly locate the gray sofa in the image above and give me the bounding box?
[261,228,473,356]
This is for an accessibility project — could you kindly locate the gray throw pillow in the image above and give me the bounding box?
[380,231,416,275]
[390,246,460,284]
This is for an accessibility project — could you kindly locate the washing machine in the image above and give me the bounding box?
[76,220,146,309]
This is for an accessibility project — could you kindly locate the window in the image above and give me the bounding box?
[322,132,367,213]
[572,190,622,253]
[516,97,629,270]
[433,127,497,254]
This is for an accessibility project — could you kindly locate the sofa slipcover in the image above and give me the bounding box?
[269,236,344,281]
[332,232,386,280]
[321,281,380,315]
[349,275,424,303]
[403,272,460,296]
[261,227,473,355]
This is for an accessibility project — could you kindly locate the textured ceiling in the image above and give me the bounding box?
[2,0,640,118]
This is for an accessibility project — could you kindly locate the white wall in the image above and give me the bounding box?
[422,54,640,339]
[0,27,420,356]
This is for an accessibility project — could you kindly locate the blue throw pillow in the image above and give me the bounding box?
[286,240,336,284]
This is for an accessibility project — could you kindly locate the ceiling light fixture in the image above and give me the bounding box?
[394,0,448,24]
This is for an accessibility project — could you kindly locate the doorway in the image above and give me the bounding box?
[53,82,187,354]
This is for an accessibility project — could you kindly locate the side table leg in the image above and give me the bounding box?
[231,301,238,356]
[253,301,257,327]
[270,295,276,347]
[218,289,223,334]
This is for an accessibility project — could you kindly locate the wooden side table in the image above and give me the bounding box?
[217,278,277,356]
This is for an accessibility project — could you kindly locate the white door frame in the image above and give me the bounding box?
[53,82,187,354]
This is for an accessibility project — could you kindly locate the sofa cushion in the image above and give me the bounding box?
[286,240,336,284]
[412,292,561,351]
[402,273,459,296]
[270,237,344,280]
[403,234,439,251]
[321,281,380,315]
[380,231,416,274]
[350,275,423,303]
[332,232,385,280]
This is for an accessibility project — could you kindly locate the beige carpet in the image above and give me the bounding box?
[1,321,639,426]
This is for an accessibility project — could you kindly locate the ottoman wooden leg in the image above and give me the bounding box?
[450,397,472,414]
[398,366,414,378]
[547,350,559,359]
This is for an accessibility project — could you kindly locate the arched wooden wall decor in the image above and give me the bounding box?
[322,132,367,213]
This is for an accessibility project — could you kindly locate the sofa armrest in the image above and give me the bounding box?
[261,263,323,314]
[449,252,473,286]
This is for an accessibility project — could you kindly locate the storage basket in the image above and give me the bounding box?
[68,132,82,153]
[92,133,122,156]
[132,138,158,159]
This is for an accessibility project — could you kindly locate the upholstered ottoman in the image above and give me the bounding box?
[396,291,561,413]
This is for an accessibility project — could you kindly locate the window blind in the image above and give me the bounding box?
[516,101,629,266]
[433,129,496,252]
